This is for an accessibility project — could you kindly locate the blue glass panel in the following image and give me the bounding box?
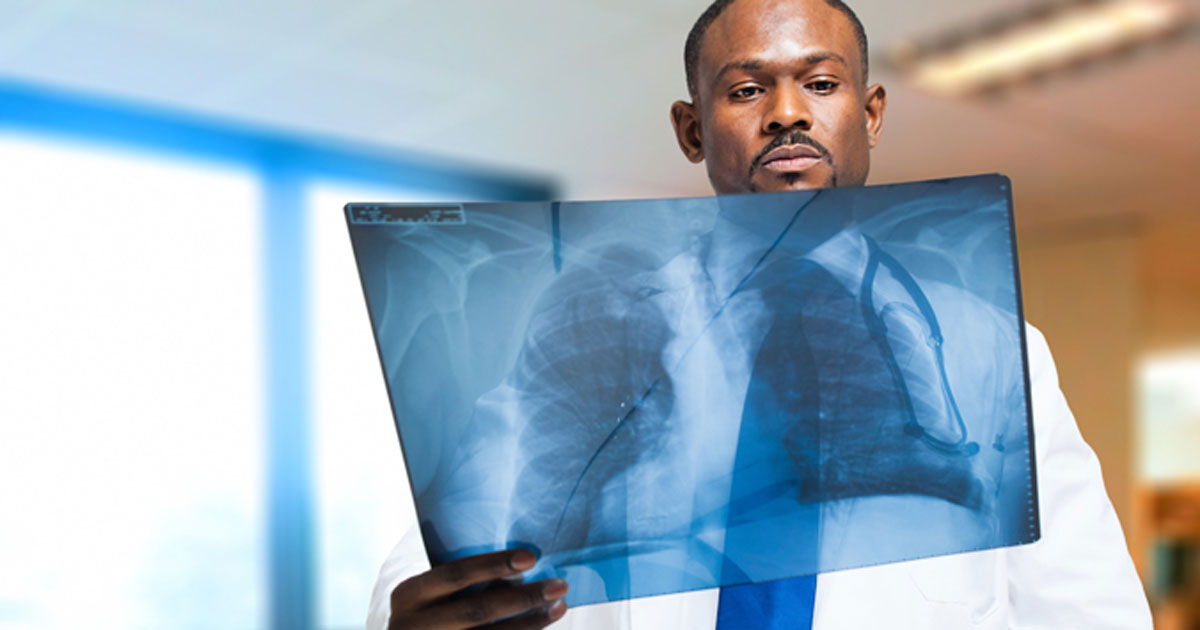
[345,174,1038,607]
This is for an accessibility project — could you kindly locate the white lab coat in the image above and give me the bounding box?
[366,326,1152,629]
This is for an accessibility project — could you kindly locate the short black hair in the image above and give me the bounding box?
[683,0,869,99]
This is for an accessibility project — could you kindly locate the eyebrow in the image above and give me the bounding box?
[713,52,849,83]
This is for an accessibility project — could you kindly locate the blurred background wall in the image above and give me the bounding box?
[0,0,1196,628]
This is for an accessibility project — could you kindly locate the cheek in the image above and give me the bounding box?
[821,103,870,168]
[706,110,756,159]
[706,128,749,172]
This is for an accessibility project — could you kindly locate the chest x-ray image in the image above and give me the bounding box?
[346,174,1039,607]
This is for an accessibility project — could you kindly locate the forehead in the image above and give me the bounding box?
[698,0,860,81]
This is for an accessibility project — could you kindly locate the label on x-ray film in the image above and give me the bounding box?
[347,203,466,225]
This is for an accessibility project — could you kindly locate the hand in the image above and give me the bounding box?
[388,549,569,629]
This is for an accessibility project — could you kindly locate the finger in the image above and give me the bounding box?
[485,599,569,630]
[391,549,537,613]
[395,578,567,630]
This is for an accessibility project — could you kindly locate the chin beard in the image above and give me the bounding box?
[783,171,839,188]
[748,169,839,193]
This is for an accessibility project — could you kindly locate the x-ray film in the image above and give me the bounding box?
[345,174,1039,607]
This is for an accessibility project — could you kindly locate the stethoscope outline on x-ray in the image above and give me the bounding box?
[860,236,981,457]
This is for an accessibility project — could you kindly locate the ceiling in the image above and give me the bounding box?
[0,0,1195,236]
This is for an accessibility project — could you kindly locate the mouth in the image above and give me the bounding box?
[757,144,826,174]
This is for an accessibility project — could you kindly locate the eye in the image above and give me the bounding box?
[729,85,764,100]
[807,79,839,94]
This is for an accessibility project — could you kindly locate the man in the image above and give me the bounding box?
[369,0,1152,628]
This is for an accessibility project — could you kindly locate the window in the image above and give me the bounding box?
[0,82,552,630]
[0,132,266,629]
[1138,351,1200,482]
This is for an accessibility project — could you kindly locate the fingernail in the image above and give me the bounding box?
[542,579,568,600]
[509,549,536,571]
[548,599,568,620]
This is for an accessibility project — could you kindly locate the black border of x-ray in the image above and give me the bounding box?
[1002,176,1042,544]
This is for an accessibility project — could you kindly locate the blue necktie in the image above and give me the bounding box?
[715,574,816,629]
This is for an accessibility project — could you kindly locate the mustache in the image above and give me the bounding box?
[749,130,833,176]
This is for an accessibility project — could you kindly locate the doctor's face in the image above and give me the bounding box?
[671,0,887,193]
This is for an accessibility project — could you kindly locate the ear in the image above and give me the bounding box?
[670,100,705,163]
[864,83,887,149]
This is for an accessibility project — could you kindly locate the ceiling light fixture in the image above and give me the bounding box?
[889,0,1192,97]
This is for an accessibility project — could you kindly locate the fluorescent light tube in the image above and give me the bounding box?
[897,0,1189,96]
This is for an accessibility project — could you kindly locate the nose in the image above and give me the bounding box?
[763,82,811,133]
